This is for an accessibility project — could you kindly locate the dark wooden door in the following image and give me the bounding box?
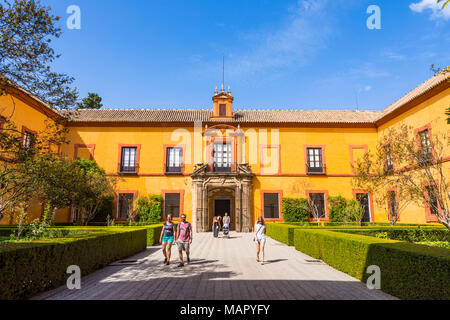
[214,199,232,228]
[356,193,371,223]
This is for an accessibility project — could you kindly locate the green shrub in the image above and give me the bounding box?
[328,196,347,223]
[0,227,147,300]
[281,198,309,222]
[266,223,299,246]
[336,228,450,243]
[136,195,162,224]
[293,228,450,300]
[91,196,115,223]
[139,223,179,246]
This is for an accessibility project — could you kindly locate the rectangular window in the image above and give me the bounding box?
[263,193,280,219]
[219,104,227,116]
[23,131,35,149]
[118,193,134,219]
[426,186,439,216]
[164,193,181,218]
[213,143,232,172]
[419,129,432,161]
[307,148,324,173]
[309,193,326,219]
[120,147,137,173]
[388,191,398,218]
[384,145,393,172]
[166,147,182,173]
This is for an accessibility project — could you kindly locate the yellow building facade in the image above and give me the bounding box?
[1,72,449,231]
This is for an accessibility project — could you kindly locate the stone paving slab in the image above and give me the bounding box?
[31,232,398,300]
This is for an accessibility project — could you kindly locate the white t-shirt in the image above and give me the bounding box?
[255,223,266,240]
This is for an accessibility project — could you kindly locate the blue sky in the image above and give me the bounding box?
[45,0,449,111]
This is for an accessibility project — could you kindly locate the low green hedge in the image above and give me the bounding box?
[140,223,179,246]
[334,228,450,243]
[293,228,450,300]
[266,223,298,246]
[0,227,147,300]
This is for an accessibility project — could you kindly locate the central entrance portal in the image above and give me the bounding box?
[214,200,231,218]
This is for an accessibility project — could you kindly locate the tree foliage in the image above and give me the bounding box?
[0,0,77,109]
[0,117,68,221]
[282,198,309,223]
[77,92,103,110]
[136,195,162,224]
[72,159,115,225]
[353,124,450,229]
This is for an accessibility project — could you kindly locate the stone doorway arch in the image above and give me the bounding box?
[190,164,253,233]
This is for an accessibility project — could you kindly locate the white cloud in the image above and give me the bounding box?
[201,0,333,81]
[364,85,372,92]
[410,0,450,20]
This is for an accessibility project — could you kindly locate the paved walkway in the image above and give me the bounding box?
[32,232,397,300]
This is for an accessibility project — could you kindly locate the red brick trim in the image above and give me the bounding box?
[260,190,283,222]
[114,190,138,221]
[162,190,185,221]
[353,189,375,222]
[303,145,326,174]
[260,144,281,175]
[117,144,141,174]
[349,145,368,175]
[306,190,329,222]
[73,144,96,160]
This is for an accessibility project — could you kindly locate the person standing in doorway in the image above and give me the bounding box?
[212,216,219,238]
[223,212,231,229]
[159,214,176,265]
[176,214,193,267]
[254,216,267,265]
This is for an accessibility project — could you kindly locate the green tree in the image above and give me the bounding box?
[0,118,68,221]
[31,155,82,223]
[328,196,347,223]
[0,0,77,109]
[345,200,365,226]
[77,92,103,110]
[353,124,450,230]
[136,195,162,224]
[281,198,309,223]
[72,159,115,225]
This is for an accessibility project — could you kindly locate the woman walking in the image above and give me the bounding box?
[254,216,267,265]
[212,216,219,238]
[159,214,176,265]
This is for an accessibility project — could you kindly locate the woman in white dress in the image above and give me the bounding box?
[254,216,267,265]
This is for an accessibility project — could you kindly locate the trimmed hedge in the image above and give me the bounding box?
[140,223,179,246]
[293,228,450,300]
[0,227,147,300]
[333,228,450,242]
[266,223,298,246]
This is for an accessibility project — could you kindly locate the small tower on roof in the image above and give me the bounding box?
[212,85,234,120]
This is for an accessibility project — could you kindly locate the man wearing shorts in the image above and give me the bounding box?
[176,214,192,267]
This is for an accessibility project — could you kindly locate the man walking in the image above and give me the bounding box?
[176,214,193,267]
